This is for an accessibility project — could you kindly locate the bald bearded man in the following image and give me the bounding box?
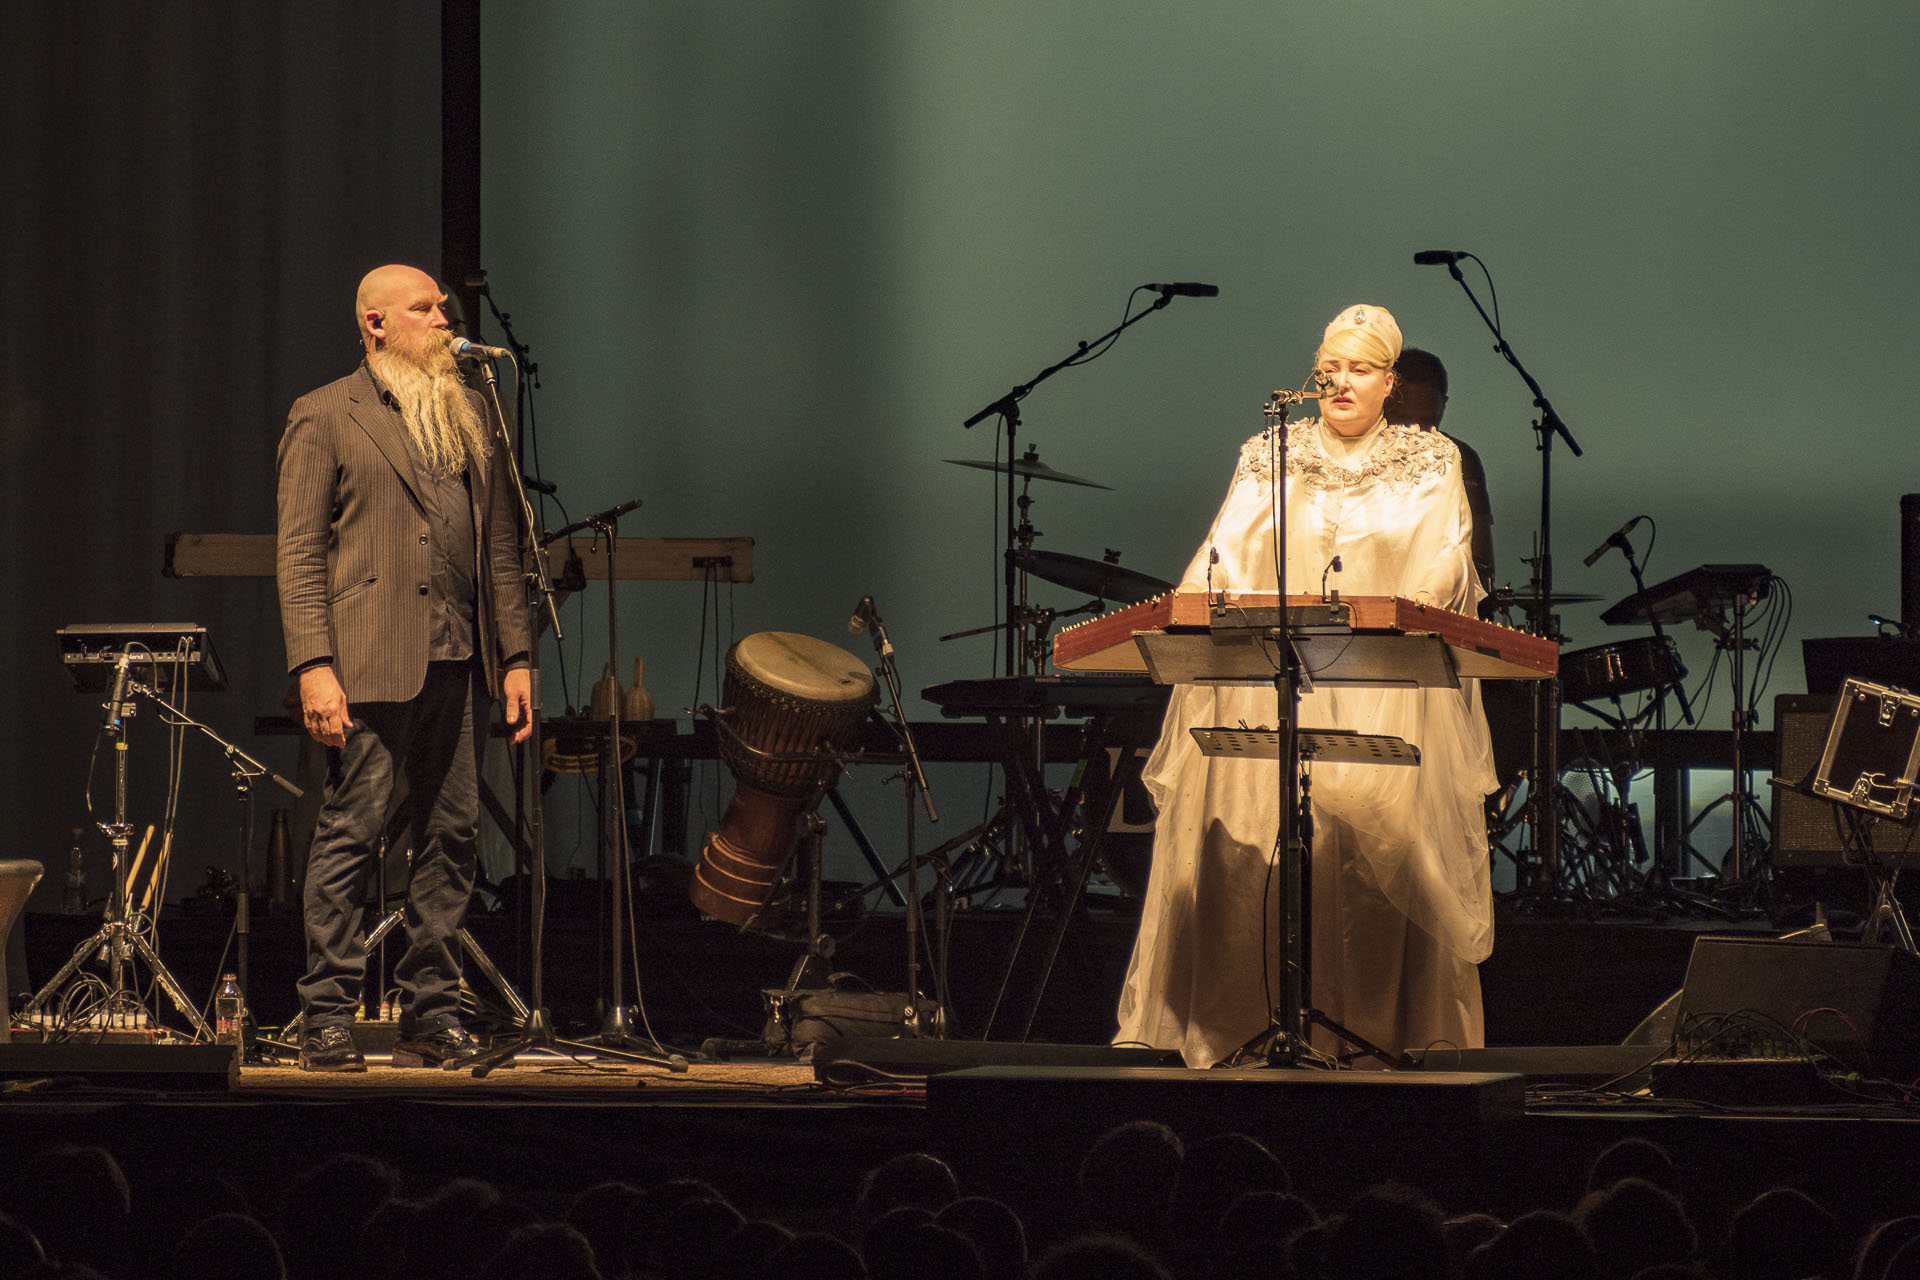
[276,264,533,1072]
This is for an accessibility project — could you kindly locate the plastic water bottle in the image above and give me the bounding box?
[214,973,244,1048]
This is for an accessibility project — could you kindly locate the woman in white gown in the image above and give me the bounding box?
[1114,303,1498,1068]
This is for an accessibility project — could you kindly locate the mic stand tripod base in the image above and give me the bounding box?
[470,1007,690,1078]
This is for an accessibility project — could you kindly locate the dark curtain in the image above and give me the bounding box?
[0,2,445,914]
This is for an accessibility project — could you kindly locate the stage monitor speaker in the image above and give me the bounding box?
[1674,935,1920,1079]
[1772,694,1849,868]
[0,1042,236,1090]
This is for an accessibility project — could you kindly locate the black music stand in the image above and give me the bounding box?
[1189,727,1420,1068]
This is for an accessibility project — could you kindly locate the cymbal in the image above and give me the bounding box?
[1015,549,1171,605]
[946,447,1110,490]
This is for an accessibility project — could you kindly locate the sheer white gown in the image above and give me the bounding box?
[1113,417,1499,1067]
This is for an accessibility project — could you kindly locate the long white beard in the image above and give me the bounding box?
[369,336,490,478]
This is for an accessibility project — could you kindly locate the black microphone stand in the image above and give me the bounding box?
[1432,256,1582,906]
[1249,385,1323,1066]
[962,288,1201,916]
[856,599,942,1031]
[458,356,684,1076]
[572,498,677,1057]
[131,679,304,1059]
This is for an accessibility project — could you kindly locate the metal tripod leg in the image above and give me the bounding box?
[22,921,213,1039]
[1863,871,1917,952]
[364,910,532,1027]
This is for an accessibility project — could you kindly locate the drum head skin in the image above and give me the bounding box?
[732,632,874,703]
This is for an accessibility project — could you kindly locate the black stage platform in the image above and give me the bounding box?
[8,903,1920,1255]
[3,1047,1920,1254]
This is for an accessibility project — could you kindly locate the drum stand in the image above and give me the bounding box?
[692,746,877,1059]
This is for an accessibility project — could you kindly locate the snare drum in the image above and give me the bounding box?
[1561,635,1684,704]
[691,632,877,926]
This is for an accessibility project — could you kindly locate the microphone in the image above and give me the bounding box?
[1869,614,1912,637]
[103,651,132,731]
[1144,282,1220,298]
[1413,250,1469,266]
[450,337,513,361]
[1321,555,1343,603]
[848,595,875,635]
[1309,369,1338,396]
[1581,516,1644,568]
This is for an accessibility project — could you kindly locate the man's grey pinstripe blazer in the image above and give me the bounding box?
[275,364,532,705]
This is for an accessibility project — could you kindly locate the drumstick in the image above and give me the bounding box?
[142,828,173,915]
[125,824,155,912]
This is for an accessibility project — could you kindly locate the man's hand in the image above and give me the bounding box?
[300,666,351,748]
[503,667,533,744]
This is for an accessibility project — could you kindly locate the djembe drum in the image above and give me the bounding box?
[690,631,877,927]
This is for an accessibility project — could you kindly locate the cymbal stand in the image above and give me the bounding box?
[456,357,683,1077]
[1429,255,1583,907]
[23,659,213,1039]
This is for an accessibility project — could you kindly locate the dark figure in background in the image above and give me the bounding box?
[276,263,533,1072]
[1386,348,1497,595]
